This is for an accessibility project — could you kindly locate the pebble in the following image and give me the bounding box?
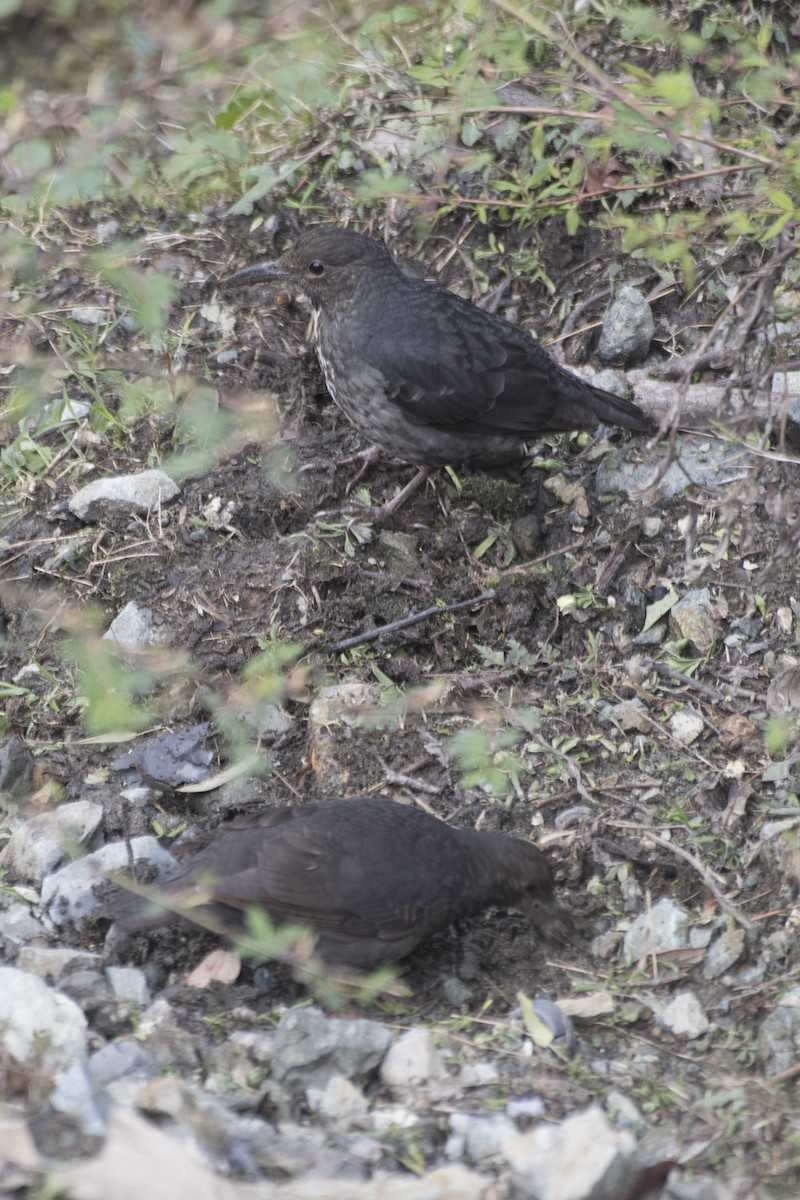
[0,734,34,794]
[0,966,88,1073]
[670,587,719,652]
[41,836,178,929]
[703,927,746,979]
[306,1074,369,1122]
[758,985,800,1074]
[272,1006,392,1095]
[380,1027,446,1087]
[103,602,169,654]
[0,800,103,884]
[502,1102,636,1200]
[110,724,214,789]
[446,1112,518,1162]
[68,469,180,523]
[598,287,654,364]
[656,991,710,1040]
[596,436,749,502]
[106,965,151,1007]
[624,897,690,963]
[16,945,102,984]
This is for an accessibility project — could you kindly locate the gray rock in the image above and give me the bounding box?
[669,707,705,746]
[703,927,746,979]
[666,1172,735,1200]
[380,1028,446,1087]
[502,1102,636,1199]
[601,698,651,733]
[71,305,108,324]
[0,901,46,947]
[103,602,168,653]
[506,1095,545,1119]
[511,513,542,559]
[606,1089,645,1132]
[596,437,749,502]
[306,1074,369,1122]
[0,800,104,884]
[68,469,179,523]
[446,1112,518,1162]
[110,724,214,788]
[0,966,88,1074]
[308,680,389,794]
[40,836,178,929]
[16,946,102,984]
[377,530,422,578]
[59,969,113,1013]
[689,920,720,950]
[89,1038,152,1085]
[40,397,92,427]
[0,735,34,794]
[137,1074,353,1178]
[95,219,119,242]
[670,588,718,652]
[106,965,150,1007]
[48,1058,107,1139]
[441,974,475,1007]
[460,1061,500,1088]
[758,986,800,1074]
[656,991,710,1040]
[272,1006,392,1094]
[246,702,296,743]
[598,287,655,364]
[624,897,690,963]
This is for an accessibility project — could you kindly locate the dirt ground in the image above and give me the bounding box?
[4,189,800,1196]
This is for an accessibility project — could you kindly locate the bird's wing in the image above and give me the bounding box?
[208,822,460,944]
[365,284,648,434]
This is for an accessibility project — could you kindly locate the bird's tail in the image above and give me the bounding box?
[583,376,651,432]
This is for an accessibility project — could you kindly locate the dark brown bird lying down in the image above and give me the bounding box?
[108,797,570,969]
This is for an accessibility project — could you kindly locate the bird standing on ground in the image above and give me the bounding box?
[108,796,570,969]
[226,226,650,517]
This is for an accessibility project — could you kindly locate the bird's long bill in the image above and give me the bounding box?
[224,262,286,288]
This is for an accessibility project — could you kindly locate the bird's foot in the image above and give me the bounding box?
[315,467,432,525]
[342,445,384,493]
[299,445,383,490]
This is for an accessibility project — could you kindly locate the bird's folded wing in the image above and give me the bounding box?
[208,825,456,942]
[367,308,573,433]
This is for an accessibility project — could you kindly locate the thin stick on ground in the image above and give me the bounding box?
[319,589,496,654]
[608,819,753,931]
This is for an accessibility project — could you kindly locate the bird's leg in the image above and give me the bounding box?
[315,466,432,525]
[376,466,432,518]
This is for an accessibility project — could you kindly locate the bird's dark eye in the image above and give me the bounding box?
[308,260,324,276]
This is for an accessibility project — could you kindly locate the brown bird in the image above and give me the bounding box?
[226,226,650,517]
[108,797,569,969]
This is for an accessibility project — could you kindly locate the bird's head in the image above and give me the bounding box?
[224,226,394,309]
[499,838,575,945]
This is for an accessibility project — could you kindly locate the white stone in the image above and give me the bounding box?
[0,966,87,1073]
[306,1074,368,1122]
[41,836,178,928]
[380,1028,446,1087]
[669,707,705,746]
[658,991,710,1040]
[624,897,690,962]
[502,1103,635,1200]
[0,801,103,884]
[68,469,179,521]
